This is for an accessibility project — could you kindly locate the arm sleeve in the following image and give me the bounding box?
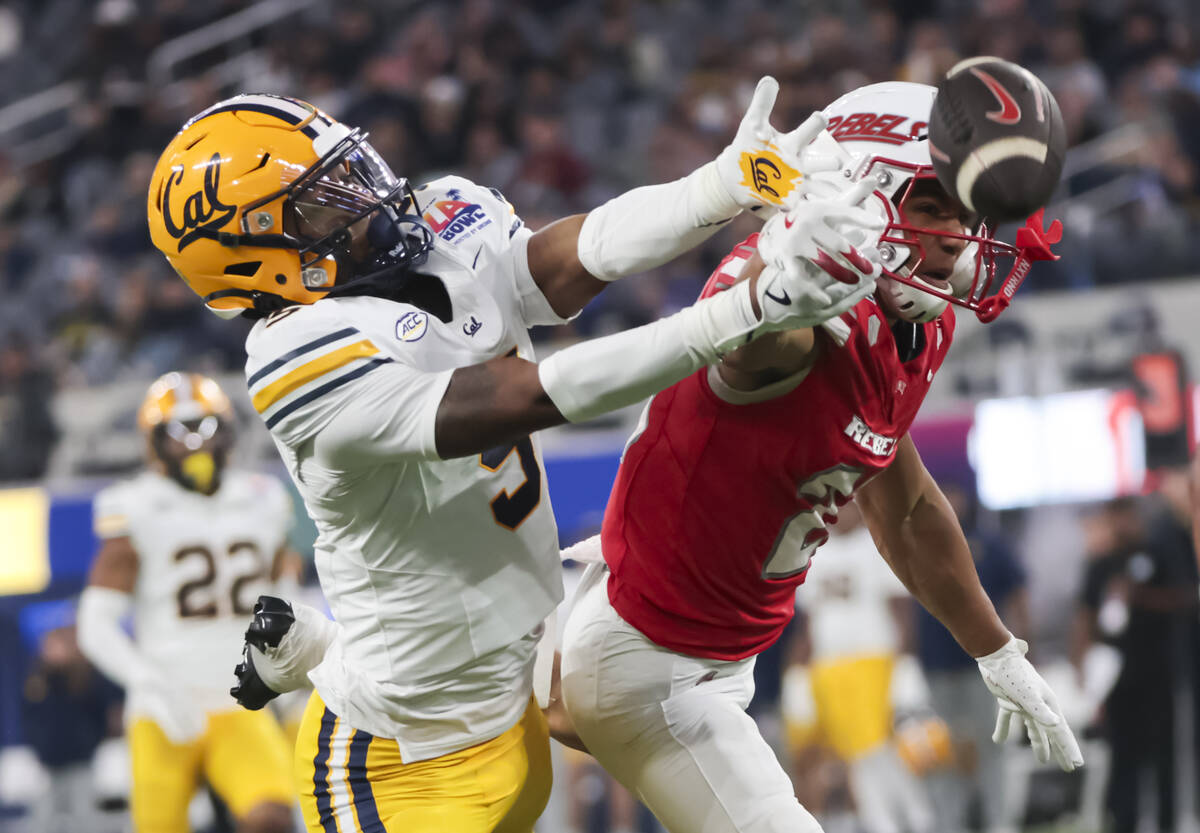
[77,586,154,690]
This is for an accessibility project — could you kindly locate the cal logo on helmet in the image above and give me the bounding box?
[148,94,433,319]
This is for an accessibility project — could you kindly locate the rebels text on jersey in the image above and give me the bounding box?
[601,234,955,661]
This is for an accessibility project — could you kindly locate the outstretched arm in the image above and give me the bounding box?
[524,77,832,320]
[855,435,1008,657]
[435,194,880,458]
[856,435,1083,772]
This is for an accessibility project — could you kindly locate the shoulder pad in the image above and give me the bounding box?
[244,301,392,434]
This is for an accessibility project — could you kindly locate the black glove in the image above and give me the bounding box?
[230,596,295,710]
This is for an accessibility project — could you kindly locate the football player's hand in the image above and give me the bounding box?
[715,76,837,212]
[751,175,883,332]
[976,636,1084,772]
[231,595,338,710]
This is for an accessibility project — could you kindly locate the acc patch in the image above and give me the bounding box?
[738,146,801,205]
[396,311,429,342]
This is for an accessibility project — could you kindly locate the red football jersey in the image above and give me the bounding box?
[602,234,956,660]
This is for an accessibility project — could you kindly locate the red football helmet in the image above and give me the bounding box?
[817,82,1061,323]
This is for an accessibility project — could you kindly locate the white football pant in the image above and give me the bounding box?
[561,563,823,833]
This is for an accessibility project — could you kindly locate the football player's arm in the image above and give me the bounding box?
[858,435,1085,771]
[438,214,877,457]
[270,546,304,583]
[854,435,1009,658]
[712,249,818,391]
[434,264,779,458]
[523,77,831,320]
[77,537,155,690]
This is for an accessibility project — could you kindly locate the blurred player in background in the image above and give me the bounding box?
[146,84,879,833]
[560,81,1082,833]
[78,372,301,833]
[784,501,942,833]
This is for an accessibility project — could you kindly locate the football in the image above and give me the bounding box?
[927,56,1066,222]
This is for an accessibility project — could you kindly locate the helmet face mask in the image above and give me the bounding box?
[150,415,234,496]
[255,126,434,298]
[821,82,1053,324]
[871,169,1017,323]
[138,373,235,495]
[149,94,434,318]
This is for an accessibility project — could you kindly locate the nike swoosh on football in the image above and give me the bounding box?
[970,67,1021,125]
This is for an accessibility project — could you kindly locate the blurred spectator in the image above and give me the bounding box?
[1076,482,1199,833]
[20,619,121,833]
[0,0,1197,472]
[0,334,58,482]
[917,483,1028,833]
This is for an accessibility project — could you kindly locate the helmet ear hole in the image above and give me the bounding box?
[222,261,261,277]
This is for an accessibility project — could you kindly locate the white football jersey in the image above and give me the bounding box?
[92,469,293,715]
[243,176,568,761]
[797,524,909,662]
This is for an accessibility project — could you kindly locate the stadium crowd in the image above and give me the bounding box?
[1,2,1200,832]
[0,0,1199,481]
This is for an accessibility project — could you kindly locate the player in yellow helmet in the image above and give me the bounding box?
[146,86,890,833]
[78,372,303,833]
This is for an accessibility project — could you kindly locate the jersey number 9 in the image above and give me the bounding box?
[479,437,542,530]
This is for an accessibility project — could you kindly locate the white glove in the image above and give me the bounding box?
[748,175,883,333]
[757,175,885,285]
[715,76,837,212]
[976,636,1084,771]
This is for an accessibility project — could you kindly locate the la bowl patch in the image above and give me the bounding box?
[396,311,428,342]
[423,189,493,244]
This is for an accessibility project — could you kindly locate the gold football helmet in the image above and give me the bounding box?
[147,94,433,318]
[139,372,235,495]
[893,712,954,775]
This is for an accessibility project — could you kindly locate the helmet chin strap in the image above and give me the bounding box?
[326,203,436,291]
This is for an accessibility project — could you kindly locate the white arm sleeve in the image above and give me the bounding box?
[577,161,740,281]
[77,586,155,690]
[538,278,759,422]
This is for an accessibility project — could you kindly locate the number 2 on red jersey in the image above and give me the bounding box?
[762,465,866,579]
